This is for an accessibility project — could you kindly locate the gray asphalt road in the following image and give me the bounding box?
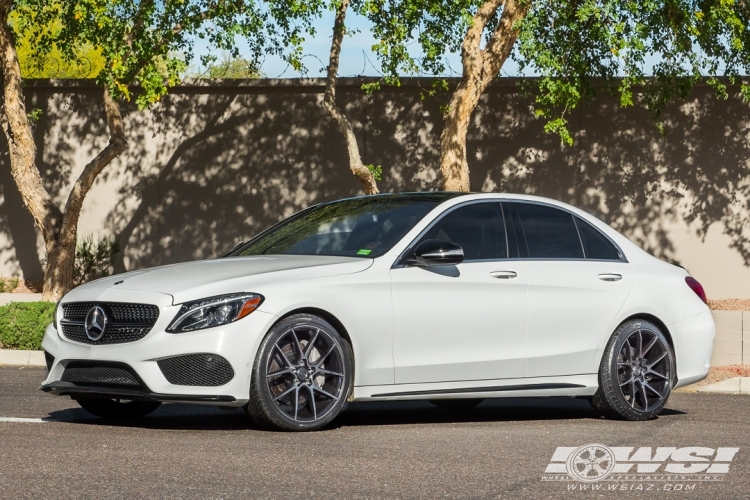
[1,366,748,499]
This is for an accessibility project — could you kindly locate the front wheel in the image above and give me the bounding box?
[246,314,354,431]
[592,319,674,421]
[76,397,161,419]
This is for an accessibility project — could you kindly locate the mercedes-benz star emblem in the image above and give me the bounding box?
[84,306,108,341]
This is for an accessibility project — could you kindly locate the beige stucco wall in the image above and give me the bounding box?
[1,78,749,298]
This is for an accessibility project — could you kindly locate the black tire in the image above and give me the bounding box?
[592,319,675,421]
[246,314,354,432]
[76,397,161,419]
[428,399,484,409]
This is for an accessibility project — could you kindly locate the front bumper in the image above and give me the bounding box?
[41,306,279,406]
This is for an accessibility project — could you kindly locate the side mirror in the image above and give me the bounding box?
[413,239,464,266]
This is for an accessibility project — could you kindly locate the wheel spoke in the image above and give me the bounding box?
[641,335,658,357]
[293,387,300,421]
[307,385,317,420]
[644,382,664,400]
[305,329,320,359]
[274,344,293,368]
[313,385,339,401]
[646,368,669,381]
[637,329,644,358]
[629,378,637,407]
[313,344,336,367]
[619,375,634,387]
[290,327,306,362]
[647,351,668,368]
[273,384,296,402]
[641,382,649,410]
[316,369,344,377]
[266,367,294,379]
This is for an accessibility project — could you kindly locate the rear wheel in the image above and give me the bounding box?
[246,314,353,431]
[428,399,484,409]
[592,319,674,421]
[76,397,161,419]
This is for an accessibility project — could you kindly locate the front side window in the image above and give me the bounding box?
[512,202,584,259]
[416,203,507,261]
[233,196,451,258]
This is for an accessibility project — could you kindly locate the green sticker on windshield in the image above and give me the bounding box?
[357,249,372,256]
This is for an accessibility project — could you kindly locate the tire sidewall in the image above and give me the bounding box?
[250,314,353,431]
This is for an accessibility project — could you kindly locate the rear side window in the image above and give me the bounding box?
[419,203,507,260]
[512,202,584,259]
[576,218,622,260]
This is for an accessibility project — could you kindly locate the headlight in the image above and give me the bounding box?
[167,293,264,333]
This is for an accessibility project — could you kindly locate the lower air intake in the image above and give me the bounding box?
[157,354,234,387]
[61,361,142,387]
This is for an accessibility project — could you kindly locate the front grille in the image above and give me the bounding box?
[158,354,235,387]
[60,302,159,345]
[61,361,142,387]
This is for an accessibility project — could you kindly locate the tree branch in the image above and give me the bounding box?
[481,0,530,85]
[0,1,62,239]
[323,0,378,194]
[461,0,505,82]
[60,86,127,239]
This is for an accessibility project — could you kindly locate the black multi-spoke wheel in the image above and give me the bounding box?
[246,314,353,431]
[592,319,674,421]
[75,397,161,419]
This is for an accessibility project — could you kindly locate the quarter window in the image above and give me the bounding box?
[418,203,507,260]
[512,203,584,259]
[576,218,622,260]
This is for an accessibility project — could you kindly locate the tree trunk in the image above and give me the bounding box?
[1,3,127,300]
[42,88,127,300]
[439,0,530,192]
[323,0,379,195]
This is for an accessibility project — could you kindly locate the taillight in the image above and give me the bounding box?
[685,277,707,304]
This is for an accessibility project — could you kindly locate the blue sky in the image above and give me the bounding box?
[192,11,524,78]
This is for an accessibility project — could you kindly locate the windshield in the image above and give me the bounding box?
[232,195,453,258]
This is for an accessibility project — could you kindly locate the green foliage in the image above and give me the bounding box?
[361,0,750,143]
[74,234,120,287]
[0,302,54,350]
[10,10,105,78]
[365,164,383,181]
[0,278,20,294]
[186,52,262,78]
[12,1,315,108]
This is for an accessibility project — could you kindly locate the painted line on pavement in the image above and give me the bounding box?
[0,417,51,423]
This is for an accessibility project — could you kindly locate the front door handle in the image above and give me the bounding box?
[598,273,622,282]
[490,270,518,279]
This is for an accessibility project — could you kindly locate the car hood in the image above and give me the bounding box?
[70,255,373,305]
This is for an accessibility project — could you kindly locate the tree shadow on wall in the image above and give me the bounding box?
[464,84,750,266]
[106,85,364,271]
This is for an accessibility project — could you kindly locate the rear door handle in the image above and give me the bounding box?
[598,273,622,282]
[490,271,518,279]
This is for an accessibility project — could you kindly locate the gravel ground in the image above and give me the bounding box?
[708,298,750,310]
[675,365,750,392]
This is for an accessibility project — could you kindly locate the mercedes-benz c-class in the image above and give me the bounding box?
[41,193,714,431]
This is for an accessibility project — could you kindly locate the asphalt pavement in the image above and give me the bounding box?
[1,366,749,499]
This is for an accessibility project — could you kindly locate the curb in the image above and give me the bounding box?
[0,349,46,367]
[697,377,750,394]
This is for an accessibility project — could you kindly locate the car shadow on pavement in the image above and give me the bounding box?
[44,397,686,431]
[333,398,685,428]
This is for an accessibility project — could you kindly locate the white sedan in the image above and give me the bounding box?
[41,193,714,431]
